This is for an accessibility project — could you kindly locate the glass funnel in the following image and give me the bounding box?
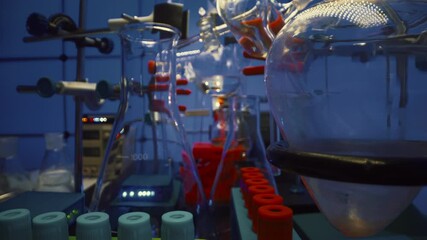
[265,0,427,237]
[90,22,207,238]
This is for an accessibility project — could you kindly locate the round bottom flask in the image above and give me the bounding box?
[265,0,427,237]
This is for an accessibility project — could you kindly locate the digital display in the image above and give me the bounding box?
[82,115,115,124]
[83,147,101,157]
[83,130,100,140]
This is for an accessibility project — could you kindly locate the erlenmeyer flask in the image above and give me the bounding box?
[90,22,207,238]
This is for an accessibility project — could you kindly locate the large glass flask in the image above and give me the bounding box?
[90,22,206,238]
[265,0,427,237]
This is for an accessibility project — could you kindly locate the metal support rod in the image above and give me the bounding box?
[74,0,87,193]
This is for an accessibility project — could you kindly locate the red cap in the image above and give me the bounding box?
[240,167,261,174]
[155,74,170,82]
[240,172,266,195]
[247,185,275,210]
[148,60,156,74]
[257,205,293,240]
[251,194,283,232]
[242,179,270,207]
[245,178,269,187]
[242,172,265,181]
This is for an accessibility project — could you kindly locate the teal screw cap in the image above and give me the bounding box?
[161,211,194,240]
[118,212,152,240]
[76,212,111,240]
[32,211,68,240]
[0,208,32,240]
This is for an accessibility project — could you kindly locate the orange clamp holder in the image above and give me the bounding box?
[176,89,191,95]
[243,51,266,61]
[241,17,271,51]
[148,60,156,74]
[239,37,256,54]
[268,11,285,35]
[178,105,187,112]
[148,84,169,92]
[251,194,284,232]
[150,99,170,115]
[177,78,188,85]
[155,75,170,82]
[246,184,275,210]
[257,205,293,240]
[243,65,264,76]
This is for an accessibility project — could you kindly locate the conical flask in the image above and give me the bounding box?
[90,22,207,238]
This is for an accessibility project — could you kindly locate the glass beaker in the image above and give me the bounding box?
[90,22,207,238]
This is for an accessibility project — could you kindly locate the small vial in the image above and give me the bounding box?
[118,212,152,240]
[0,208,32,240]
[32,211,68,240]
[76,212,110,240]
[161,211,194,240]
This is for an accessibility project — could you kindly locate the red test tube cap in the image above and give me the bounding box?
[247,185,275,211]
[251,194,283,232]
[148,60,156,74]
[242,172,265,181]
[240,167,261,174]
[240,172,266,195]
[242,178,270,207]
[257,205,293,240]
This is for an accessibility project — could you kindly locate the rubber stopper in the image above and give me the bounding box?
[257,205,293,240]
